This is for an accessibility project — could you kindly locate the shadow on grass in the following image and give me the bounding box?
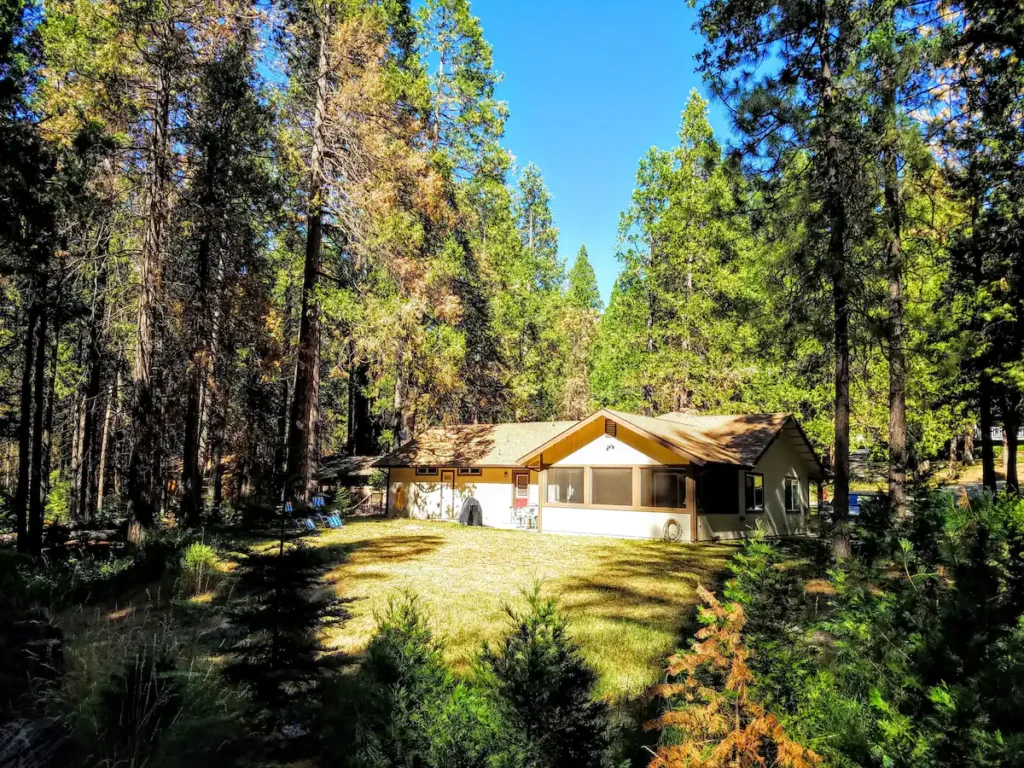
[555,540,737,766]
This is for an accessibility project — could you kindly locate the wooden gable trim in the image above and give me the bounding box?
[517,409,706,467]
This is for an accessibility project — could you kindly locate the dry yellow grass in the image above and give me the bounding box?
[311,518,736,701]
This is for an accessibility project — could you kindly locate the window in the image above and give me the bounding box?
[591,468,632,506]
[547,468,583,504]
[415,467,438,476]
[745,473,764,512]
[514,472,529,498]
[457,467,482,476]
[785,477,801,512]
[641,468,687,509]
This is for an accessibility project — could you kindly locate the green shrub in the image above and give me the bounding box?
[479,585,610,768]
[224,541,347,755]
[349,594,526,768]
[180,542,218,596]
[720,491,1024,768]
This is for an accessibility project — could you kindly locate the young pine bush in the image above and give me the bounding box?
[479,586,610,768]
[179,541,218,596]
[645,586,820,768]
[224,541,346,754]
[350,594,526,768]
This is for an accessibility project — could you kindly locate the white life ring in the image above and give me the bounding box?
[663,518,683,542]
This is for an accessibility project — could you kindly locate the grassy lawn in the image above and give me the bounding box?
[310,518,736,701]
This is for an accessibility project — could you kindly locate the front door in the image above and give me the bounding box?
[440,470,456,519]
[512,471,530,508]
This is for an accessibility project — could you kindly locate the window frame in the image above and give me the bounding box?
[415,466,439,476]
[784,476,802,513]
[457,467,482,476]
[639,467,688,511]
[745,472,765,513]
[545,466,586,506]
[589,466,634,509]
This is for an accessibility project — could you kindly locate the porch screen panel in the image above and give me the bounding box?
[547,468,583,504]
[591,468,632,506]
[641,468,687,508]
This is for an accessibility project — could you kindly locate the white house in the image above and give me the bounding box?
[375,409,827,542]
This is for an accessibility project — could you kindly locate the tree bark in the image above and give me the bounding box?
[819,45,851,559]
[881,69,907,514]
[14,300,39,553]
[78,266,106,521]
[41,305,61,527]
[964,430,975,464]
[97,371,118,513]
[980,373,998,490]
[1006,415,1019,493]
[285,10,330,502]
[128,58,171,544]
[28,299,48,555]
[181,171,217,526]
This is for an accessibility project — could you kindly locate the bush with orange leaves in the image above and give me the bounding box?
[643,585,820,768]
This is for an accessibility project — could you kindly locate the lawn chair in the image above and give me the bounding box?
[512,504,538,530]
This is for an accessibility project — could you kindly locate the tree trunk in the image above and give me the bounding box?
[14,300,39,553]
[980,373,998,490]
[1006,416,1019,493]
[181,192,216,526]
[285,11,330,503]
[881,71,907,514]
[1002,429,1009,474]
[97,372,118,513]
[128,60,171,544]
[41,306,61,527]
[964,430,975,464]
[819,46,850,559]
[643,238,656,414]
[78,268,105,522]
[28,300,48,555]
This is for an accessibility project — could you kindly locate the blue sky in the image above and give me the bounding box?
[471,0,733,303]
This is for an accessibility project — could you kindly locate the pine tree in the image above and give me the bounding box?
[566,245,602,313]
[224,537,346,750]
[645,586,820,768]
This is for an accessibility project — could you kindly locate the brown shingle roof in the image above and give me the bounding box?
[377,410,825,477]
[374,421,578,468]
[650,412,792,465]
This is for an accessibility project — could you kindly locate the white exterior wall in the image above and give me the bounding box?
[387,467,536,527]
[556,434,662,465]
[541,507,691,540]
[699,433,813,541]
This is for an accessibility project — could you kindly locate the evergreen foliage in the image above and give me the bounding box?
[714,491,1024,768]
[479,586,611,768]
[350,594,527,768]
[224,538,346,751]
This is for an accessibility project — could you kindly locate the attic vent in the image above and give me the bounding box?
[604,419,617,438]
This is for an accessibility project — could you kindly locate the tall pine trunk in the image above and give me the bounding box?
[285,10,330,502]
[97,371,118,513]
[1006,413,1020,493]
[28,298,48,555]
[820,46,851,559]
[78,266,106,521]
[881,71,907,513]
[128,59,171,544]
[14,300,39,553]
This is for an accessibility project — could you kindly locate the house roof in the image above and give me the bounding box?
[376,409,826,477]
[317,455,381,479]
[373,421,577,468]
[656,412,826,475]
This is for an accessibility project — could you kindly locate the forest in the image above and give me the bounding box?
[2,0,1024,765]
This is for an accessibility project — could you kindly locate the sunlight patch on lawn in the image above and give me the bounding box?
[310,518,735,701]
